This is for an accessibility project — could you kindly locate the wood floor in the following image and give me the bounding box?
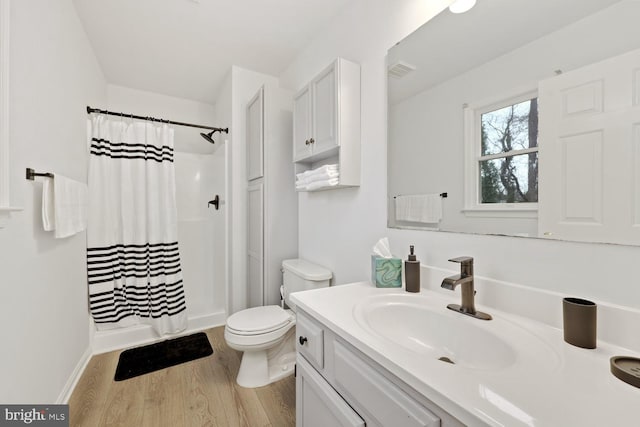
[69,326,296,427]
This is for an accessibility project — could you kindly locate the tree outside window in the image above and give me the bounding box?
[479,98,538,204]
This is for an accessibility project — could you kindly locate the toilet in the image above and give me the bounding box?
[224,258,332,388]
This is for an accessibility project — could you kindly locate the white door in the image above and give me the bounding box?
[538,48,640,245]
[293,85,312,161]
[311,62,338,154]
[247,181,264,308]
[246,87,264,181]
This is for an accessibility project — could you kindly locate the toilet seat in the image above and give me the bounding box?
[226,306,294,336]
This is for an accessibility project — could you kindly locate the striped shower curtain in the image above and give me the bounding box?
[87,116,187,335]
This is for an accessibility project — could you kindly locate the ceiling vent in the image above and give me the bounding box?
[388,61,416,79]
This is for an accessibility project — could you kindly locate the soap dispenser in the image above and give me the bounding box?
[405,245,420,293]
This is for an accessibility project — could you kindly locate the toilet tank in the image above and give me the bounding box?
[282,259,332,311]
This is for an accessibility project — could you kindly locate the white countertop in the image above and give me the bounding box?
[290,282,640,427]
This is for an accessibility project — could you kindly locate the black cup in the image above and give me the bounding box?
[563,297,597,349]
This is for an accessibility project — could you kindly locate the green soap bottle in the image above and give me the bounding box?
[405,245,420,293]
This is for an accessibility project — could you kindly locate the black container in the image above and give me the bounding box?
[563,297,597,349]
[405,245,420,293]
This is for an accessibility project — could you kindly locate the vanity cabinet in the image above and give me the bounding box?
[296,355,365,427]
[296,310,461,427]
[293,58,361,190]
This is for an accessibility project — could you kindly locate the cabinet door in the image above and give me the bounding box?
[333,341,441,427]
[311,62,338,154]
[247,182,264,308]
[296,355,365,427]
[246,87,264,181]
[294,86,312,161]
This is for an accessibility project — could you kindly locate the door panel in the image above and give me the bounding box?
[247,87,264,181]
[538,48,640,244]
[311,64,337,154]
[247,182,263,308]
[294,86,312,161]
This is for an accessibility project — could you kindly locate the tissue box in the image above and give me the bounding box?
[371,255,402,288]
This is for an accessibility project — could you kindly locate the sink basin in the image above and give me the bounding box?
[353,293,557,371]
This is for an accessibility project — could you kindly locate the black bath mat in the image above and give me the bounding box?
[114,332,213,381]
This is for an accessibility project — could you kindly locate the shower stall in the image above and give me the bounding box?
[89,87,229,352]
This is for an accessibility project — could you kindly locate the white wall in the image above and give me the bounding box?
[0,0,106,403]
[280,0,640,309]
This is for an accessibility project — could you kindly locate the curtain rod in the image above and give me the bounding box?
[86,106,229,133]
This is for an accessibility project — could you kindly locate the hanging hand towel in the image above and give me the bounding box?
[42,174,88,238]
[395,194,442,223]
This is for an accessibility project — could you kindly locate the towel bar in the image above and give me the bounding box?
[26,168,53,181]
[393,193,448,199]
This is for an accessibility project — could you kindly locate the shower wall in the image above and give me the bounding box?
[175,150,226,318]
[92,84,227,352]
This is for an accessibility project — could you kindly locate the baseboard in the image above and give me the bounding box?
[57,346,92,404]
[92,310,227,355]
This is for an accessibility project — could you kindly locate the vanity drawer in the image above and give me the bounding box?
[296,311,324,370]
[332,340,441,427]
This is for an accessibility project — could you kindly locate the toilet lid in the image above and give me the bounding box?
[226,306,293,335]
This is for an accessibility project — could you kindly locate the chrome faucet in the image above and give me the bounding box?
[441,257,491,320]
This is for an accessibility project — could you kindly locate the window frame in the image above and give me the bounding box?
[462,89,539,218]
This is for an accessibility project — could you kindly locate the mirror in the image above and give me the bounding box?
[387,0,640,245]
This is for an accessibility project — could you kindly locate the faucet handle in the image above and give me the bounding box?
[448,256,473,265]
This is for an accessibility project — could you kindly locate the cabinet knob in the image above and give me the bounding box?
[299,336,308,345]
[305,139,310,146]
[309,138,315,144]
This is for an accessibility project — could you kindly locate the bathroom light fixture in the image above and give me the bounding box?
[449,0,476,14]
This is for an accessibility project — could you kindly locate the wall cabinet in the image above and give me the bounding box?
[245,85,298,307]
[296,310,463,427]
[293,58,361,190]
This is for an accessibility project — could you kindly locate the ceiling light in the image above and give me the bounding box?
[449,0,476,14]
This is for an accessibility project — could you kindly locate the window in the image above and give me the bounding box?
[463,91,539,217]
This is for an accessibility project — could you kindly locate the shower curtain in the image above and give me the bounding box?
[86,116,187,335]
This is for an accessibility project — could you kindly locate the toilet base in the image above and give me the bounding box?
[236,328,296,388]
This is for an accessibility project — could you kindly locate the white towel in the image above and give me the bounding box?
[395,194,442,223]
[296,164,340,189]
[296,164,338,180]
[42,174,88,238]
[297,170,340,186]
[306,177,340,191]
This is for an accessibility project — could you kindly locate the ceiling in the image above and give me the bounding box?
[388,0,622,105]
[73,0,354,104]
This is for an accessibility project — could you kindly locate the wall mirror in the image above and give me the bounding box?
[387,0,640,246]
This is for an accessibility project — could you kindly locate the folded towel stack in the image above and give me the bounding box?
[42,174,88,238]
[296,164,340,191]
